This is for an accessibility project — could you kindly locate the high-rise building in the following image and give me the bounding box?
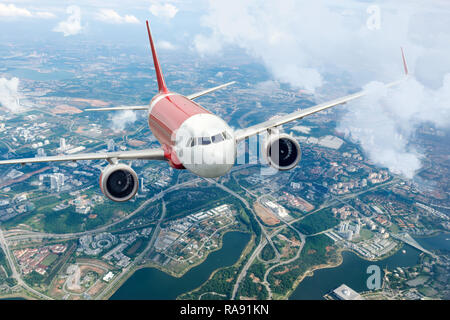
[354,223,361,236]
[50,173,65,192]
[60,138,66,152]
[107,139,115,152]
[37,148,46,157]
[140,177,148,193]
[50,176,58,191]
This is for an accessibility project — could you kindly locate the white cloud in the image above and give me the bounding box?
[35,11,56,19]
[195,0,450,179]
[149,3,178,19]
[193,34,223,56]
[156,40,176,50]
[0,3,32,17]
[339,76,450,179]
[96,9,139,24]
[0,77,23,112]
[0,3,54,19]
[112,110,137,131]
[53,5,83,37]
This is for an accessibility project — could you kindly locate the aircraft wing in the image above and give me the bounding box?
[235,49,410,142]
[186,81,236,100]
[85,105,149,112]
[235,78,408,142]
[0,148,166,165]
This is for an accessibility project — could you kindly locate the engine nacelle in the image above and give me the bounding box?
[100,163,139,202]
[264,133,301,171]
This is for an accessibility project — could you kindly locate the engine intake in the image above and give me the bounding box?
[100,163,139,202]
[264,133,301,171]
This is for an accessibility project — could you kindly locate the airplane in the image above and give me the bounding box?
[0,21,409,202]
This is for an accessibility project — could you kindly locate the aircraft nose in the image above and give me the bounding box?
[182,141,235,178]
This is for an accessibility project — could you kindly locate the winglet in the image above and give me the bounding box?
[146,20,168,93]
[401,47,409,76]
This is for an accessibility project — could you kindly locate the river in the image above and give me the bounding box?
[110,231,251,300]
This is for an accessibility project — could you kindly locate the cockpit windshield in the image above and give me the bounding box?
[186,131,232,147]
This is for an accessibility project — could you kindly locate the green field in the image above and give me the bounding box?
[164,186,231,220]
[125,239,146,257]
[260,243,276,261]
[359,228,375,241]
[41,253,59,267]
[267,234,336,296]
[293,209,339,235]
[0,248,12,277]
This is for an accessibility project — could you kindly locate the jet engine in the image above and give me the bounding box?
[264,133,301,171]
[100,163,139,202]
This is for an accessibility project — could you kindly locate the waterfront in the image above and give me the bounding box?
[289,232,449,300]
[110,231,250,300]
[415,232,450,252]
[289,247,421,300]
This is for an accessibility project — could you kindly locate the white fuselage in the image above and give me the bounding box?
[175,113,236,178]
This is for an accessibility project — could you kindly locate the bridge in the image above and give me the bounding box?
[391,232,435,257]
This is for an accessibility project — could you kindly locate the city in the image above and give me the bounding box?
[0,34,449,301]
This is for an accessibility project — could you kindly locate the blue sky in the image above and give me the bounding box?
[0,1,205,45]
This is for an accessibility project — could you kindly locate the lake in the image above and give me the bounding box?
[289,232,448,300]
[110,231,251,300]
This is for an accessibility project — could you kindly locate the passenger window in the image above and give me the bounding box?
[201,137,211,145]
[212,134,224,143]
[190,138,196,147]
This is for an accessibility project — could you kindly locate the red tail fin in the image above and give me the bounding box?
[146,20,168,93]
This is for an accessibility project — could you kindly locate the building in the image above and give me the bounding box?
[103,271,114,282]
[107,139,115,152]
[332,284,364,300]
[50,173,65,192]
[36,148,46,157]
[140,177,147,193]
[60,138,66,152]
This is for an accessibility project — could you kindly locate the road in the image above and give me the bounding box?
[228,176,400,299]
[261,219,306,299]
[203,178,283,300]
[0,227,53,300]
[96,200,166,300]
[5,178,202,242]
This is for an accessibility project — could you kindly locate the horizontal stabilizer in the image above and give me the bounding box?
[187,81,236,100]
[85,105,148,112]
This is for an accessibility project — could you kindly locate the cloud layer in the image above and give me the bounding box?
[194,0,450,179]
[0,77,22,112]
[0,3,55,19]
[112,110,137,131]
[53,5,83,36]
[95,9,139,24]
[149,3,178,19]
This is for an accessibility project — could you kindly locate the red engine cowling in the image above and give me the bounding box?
[99,163,139,202]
